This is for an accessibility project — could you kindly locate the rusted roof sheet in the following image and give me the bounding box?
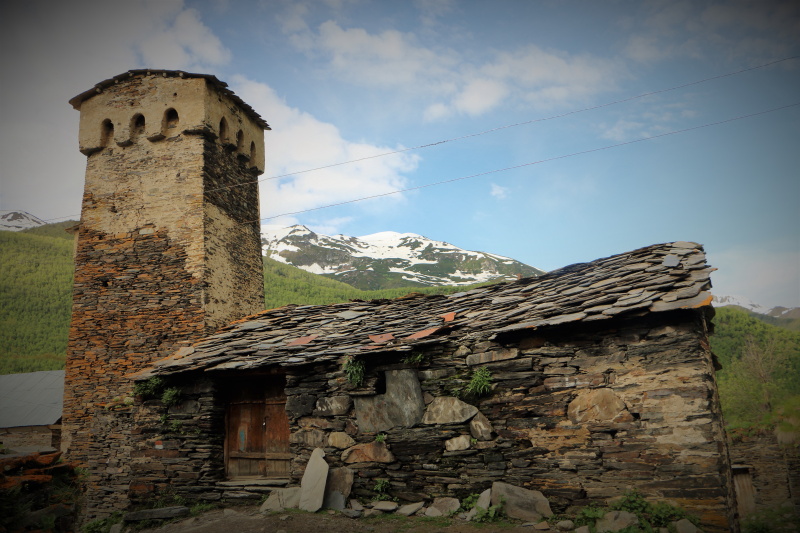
[69,70,270,130]
[135,241,715,379]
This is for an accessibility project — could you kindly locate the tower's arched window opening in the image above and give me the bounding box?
[162,108,179,136]
[131,114,145,139]
[219,117,229,144]
[236,130,244,152]
[249,141,257,166]
[101,119,114,147]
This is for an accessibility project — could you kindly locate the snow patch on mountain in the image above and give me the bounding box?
[713,294,770,315]
[0,211,45,232]
[261,224,544,289]
[713,294,799,319]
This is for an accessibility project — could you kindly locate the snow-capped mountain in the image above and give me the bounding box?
[261,225,545,290]
[0,211,45,232]
[712,294,800,319]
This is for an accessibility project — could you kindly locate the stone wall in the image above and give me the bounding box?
[0,425,60,452]
[63,72,266,520]
[729,433,800,517]
[128,310,734,531]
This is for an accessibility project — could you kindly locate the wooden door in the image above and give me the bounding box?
[225,376,290,479]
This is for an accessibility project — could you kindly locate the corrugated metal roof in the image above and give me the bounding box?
[136,241,715,379]
[0,370,64,428]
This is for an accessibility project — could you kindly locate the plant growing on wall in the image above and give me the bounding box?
[161,387,182,407]
[403,351,426,366]
[465,367,493,397]
[343,356,365,387]
[134,376,165,399]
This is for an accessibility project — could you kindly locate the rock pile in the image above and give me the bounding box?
[257,454,704,532]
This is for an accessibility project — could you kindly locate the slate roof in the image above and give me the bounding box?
[0,370,64,428]
[135,242,715,379]
[69,69,270,130]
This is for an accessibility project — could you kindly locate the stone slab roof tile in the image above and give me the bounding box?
[136,242,714,379]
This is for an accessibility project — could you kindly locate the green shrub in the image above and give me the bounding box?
[574,504,606,526]
[161,387,182,407]
[343,356,365,387]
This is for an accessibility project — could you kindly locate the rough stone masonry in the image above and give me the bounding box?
[61,71,736,531]
[62,70,268,519]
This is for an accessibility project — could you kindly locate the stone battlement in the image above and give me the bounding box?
[70,71,266,172]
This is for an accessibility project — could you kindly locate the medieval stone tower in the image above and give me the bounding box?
[63,70,268,516]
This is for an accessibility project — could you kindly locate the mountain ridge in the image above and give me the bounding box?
[261,224,545,290]
[0,211,46,232]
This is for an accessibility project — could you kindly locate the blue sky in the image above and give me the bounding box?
[1,0,798,308]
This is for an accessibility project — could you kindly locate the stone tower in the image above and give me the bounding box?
[63,70,268,516]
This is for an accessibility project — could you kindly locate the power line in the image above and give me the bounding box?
[40,56,798,224]
[254,101,800,222]
[204,55,798,196]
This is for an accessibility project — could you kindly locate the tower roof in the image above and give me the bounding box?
[69,69,270,130]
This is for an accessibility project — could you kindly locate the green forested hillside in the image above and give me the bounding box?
[710,307,800,429]
[0,229,74,373]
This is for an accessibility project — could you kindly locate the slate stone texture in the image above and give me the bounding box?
[125,242,735,532]
[62,70,268,521]
[62,84,735,533]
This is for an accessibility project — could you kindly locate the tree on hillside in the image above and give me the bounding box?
[718,333,798,428]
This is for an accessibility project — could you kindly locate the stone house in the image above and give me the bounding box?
[131,241,735,531]
[62,71,735,530]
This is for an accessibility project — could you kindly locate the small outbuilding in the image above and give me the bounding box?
[0,370,64,454]
[128,241,735,531]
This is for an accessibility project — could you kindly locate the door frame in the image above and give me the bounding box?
[221,370,290,479]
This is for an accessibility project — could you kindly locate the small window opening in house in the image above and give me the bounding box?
[219,117,229,144]
[101,119,114,147]
[249,141,256,166]
[131,114,145,139]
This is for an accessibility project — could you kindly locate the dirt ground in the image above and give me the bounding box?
[137,505,548,533]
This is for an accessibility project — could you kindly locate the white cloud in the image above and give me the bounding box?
[137,7,231,69]
[490,183,508,200]
[307,217,355,236]
[281,16,622,120]
[231,76,420,233]
[454,78,509,116]
[314,21,457,89]
[484,46,622,108]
